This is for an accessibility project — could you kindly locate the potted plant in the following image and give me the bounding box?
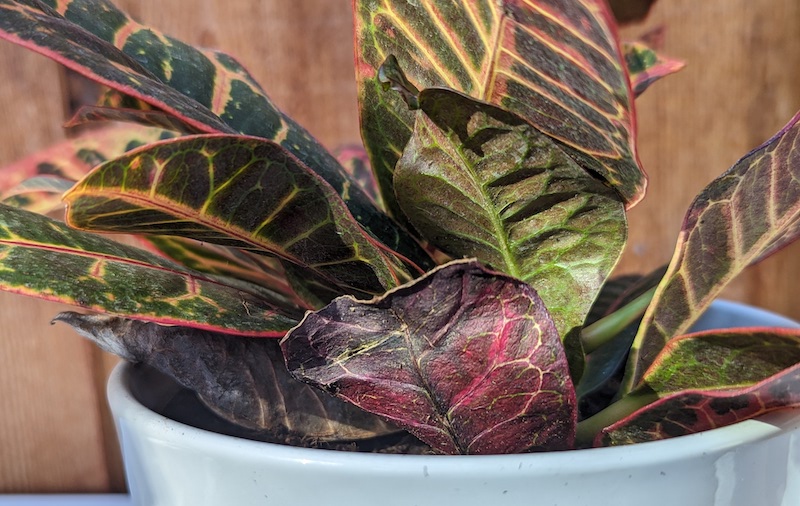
[1,0,799,504]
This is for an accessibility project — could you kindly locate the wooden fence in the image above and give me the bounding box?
[0,0,798,492]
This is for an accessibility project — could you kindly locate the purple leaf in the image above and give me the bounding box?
[282,260,576,454]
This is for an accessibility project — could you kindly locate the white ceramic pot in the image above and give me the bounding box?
[108,301,800,506]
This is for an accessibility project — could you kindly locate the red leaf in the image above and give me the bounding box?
[282,260,577,454]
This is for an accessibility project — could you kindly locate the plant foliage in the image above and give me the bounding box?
[0,0,798,454]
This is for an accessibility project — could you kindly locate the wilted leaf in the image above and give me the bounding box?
[55,313,395,441]
[63,135,410,298]
[625,111,800,389]
[0,204,298,335]
[283,260,576,454]
[355,0,645,213]
[598,328,800,445]
[394,88,627,346]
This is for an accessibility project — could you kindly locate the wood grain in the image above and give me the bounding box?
[0,0,798,493]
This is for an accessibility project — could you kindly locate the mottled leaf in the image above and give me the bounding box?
[394,88,627,345]
[0,0,233,134]
[1,0,430,270]
[135,235,309,312]
[0,123,175,195]
[598,328,800,445]
[1,175,75,213]
[0,204,298,335]
[625,111,800,389]
[55,313,395,441]
[607,0,658,25]
[282,260,576,454]
[355,0,645,213]
[63,135,410,298]
[623,34,684,97]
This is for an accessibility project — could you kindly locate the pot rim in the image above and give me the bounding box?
[107,300,800,475]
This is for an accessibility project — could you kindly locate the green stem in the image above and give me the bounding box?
[575,390,659,447]
[581,287,656,354]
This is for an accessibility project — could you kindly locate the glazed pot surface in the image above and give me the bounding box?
[108,300,800,506]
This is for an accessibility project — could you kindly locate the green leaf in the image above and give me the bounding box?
[283,260,576,454]
[0,204,298,335]
[0,0,432,272]
[135,235,309,312]
[0,0,234,134]
[394,88,627,346]
[63,135,411,298]
[597,329,800,446]
[355,0,646,213]
[0,123,175,195]
[624,111,800,390]
[55,313,396,441]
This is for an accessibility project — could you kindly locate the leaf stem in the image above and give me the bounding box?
[581,287,656,354]
[574,390,658,447]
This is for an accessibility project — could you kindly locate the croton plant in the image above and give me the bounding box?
[0,0,799,454]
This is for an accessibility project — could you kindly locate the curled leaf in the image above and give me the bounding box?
[282,260,577,454]
[623,31,685,97]
[55,313,395,442]
[356,0,645,212]
[395,88,626,356]
[63,135,409,299]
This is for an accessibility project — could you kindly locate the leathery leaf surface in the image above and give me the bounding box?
[55,313,396,442]
[394,88,627,344]
[63,135,411,299]
[598,328,800,445]
[355,0,645,214]
[0,204,297,335]
[282,260,577,454]
[624,110,800,390]
[0,0,431,272]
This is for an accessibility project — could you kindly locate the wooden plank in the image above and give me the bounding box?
[0,0,798,493]
[0,36,121,491]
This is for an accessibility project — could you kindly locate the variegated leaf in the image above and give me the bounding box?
[623,35,684,97]
[394,87,627,348]
[355,0,645,215]
[63,135,411,299]
[135,235,309,311]
[0,0,431,270]
[624,110,800,390]
[0,204,298,335]
[0,123,175,195]
[598,329,800,446]
[283,260,577,454]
